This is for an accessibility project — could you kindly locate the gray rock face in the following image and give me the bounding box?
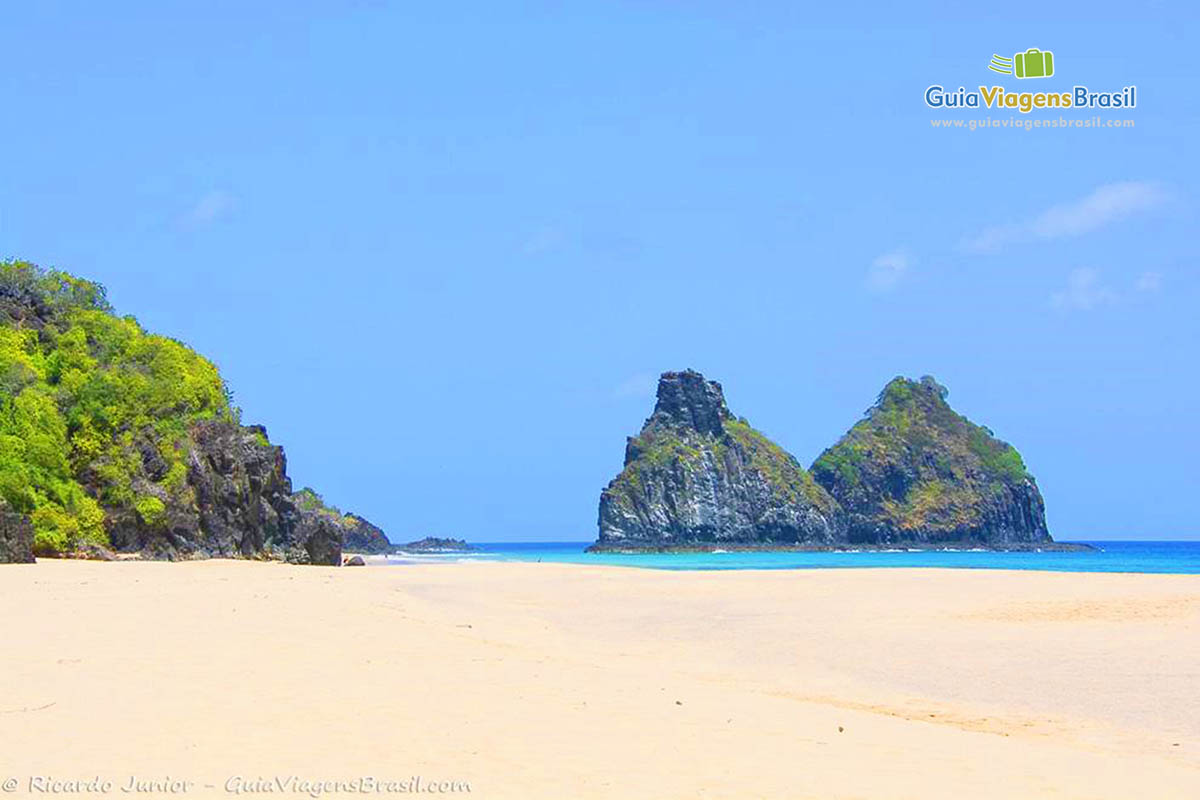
[401,537,472,552]
[0,510,35,563]
[651,369,731,436]
[105,420,342,565]
[342,514,392,554]
[593,371,1068,552]
[282,505,344,566]
[810,376,1053,546]
[593,370,843,550]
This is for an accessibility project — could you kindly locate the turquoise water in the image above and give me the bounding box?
[384,540,1200,575]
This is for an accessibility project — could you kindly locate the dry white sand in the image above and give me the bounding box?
[2,559,1198,799]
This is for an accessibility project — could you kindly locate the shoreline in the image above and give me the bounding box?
[14,554,1187,577]
[585,541,1096,554]
[27,539,1100,566]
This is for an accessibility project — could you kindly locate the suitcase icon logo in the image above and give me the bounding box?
[988,48,1055,79]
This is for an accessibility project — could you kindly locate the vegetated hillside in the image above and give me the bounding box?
[811,376,1050,545]
[0,260,381,563]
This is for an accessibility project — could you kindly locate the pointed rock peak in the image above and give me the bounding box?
[648,369,732,436]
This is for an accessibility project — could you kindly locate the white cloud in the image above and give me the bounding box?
[1032,182,1166,237]
[866,251,911,292]
[181,190,235,228]
[962,223,1022,253]
[964,181,1166,252]
[1051,268,1118,311]
[613,373,658,400]
[1135,271,1163,292]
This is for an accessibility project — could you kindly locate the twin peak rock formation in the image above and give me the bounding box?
[593,370,1058,551]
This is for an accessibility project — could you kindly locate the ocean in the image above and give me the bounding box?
[380,540,1200,575]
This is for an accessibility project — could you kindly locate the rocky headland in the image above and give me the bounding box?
[294,488,393,554]
[0,260,387,564]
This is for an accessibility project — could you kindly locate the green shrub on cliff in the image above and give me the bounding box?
[722,418,835,511]
[134,495,167,528]
[1,260,233,554]
[293,487,350,523]
[967,427,1028,484]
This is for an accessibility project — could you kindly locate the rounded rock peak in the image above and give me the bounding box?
[877,375,950,408]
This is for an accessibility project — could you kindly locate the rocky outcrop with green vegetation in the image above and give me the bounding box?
[592,370,843,550]
[293,488,392,554]
[400,537,472,552]
[593,370,1066,551]
[810,376,1051,546]
[0,260,377,564]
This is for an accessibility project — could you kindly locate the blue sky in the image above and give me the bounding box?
[3,3,1197,541]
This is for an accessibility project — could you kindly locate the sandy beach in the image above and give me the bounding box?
[2,560,1197,799]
